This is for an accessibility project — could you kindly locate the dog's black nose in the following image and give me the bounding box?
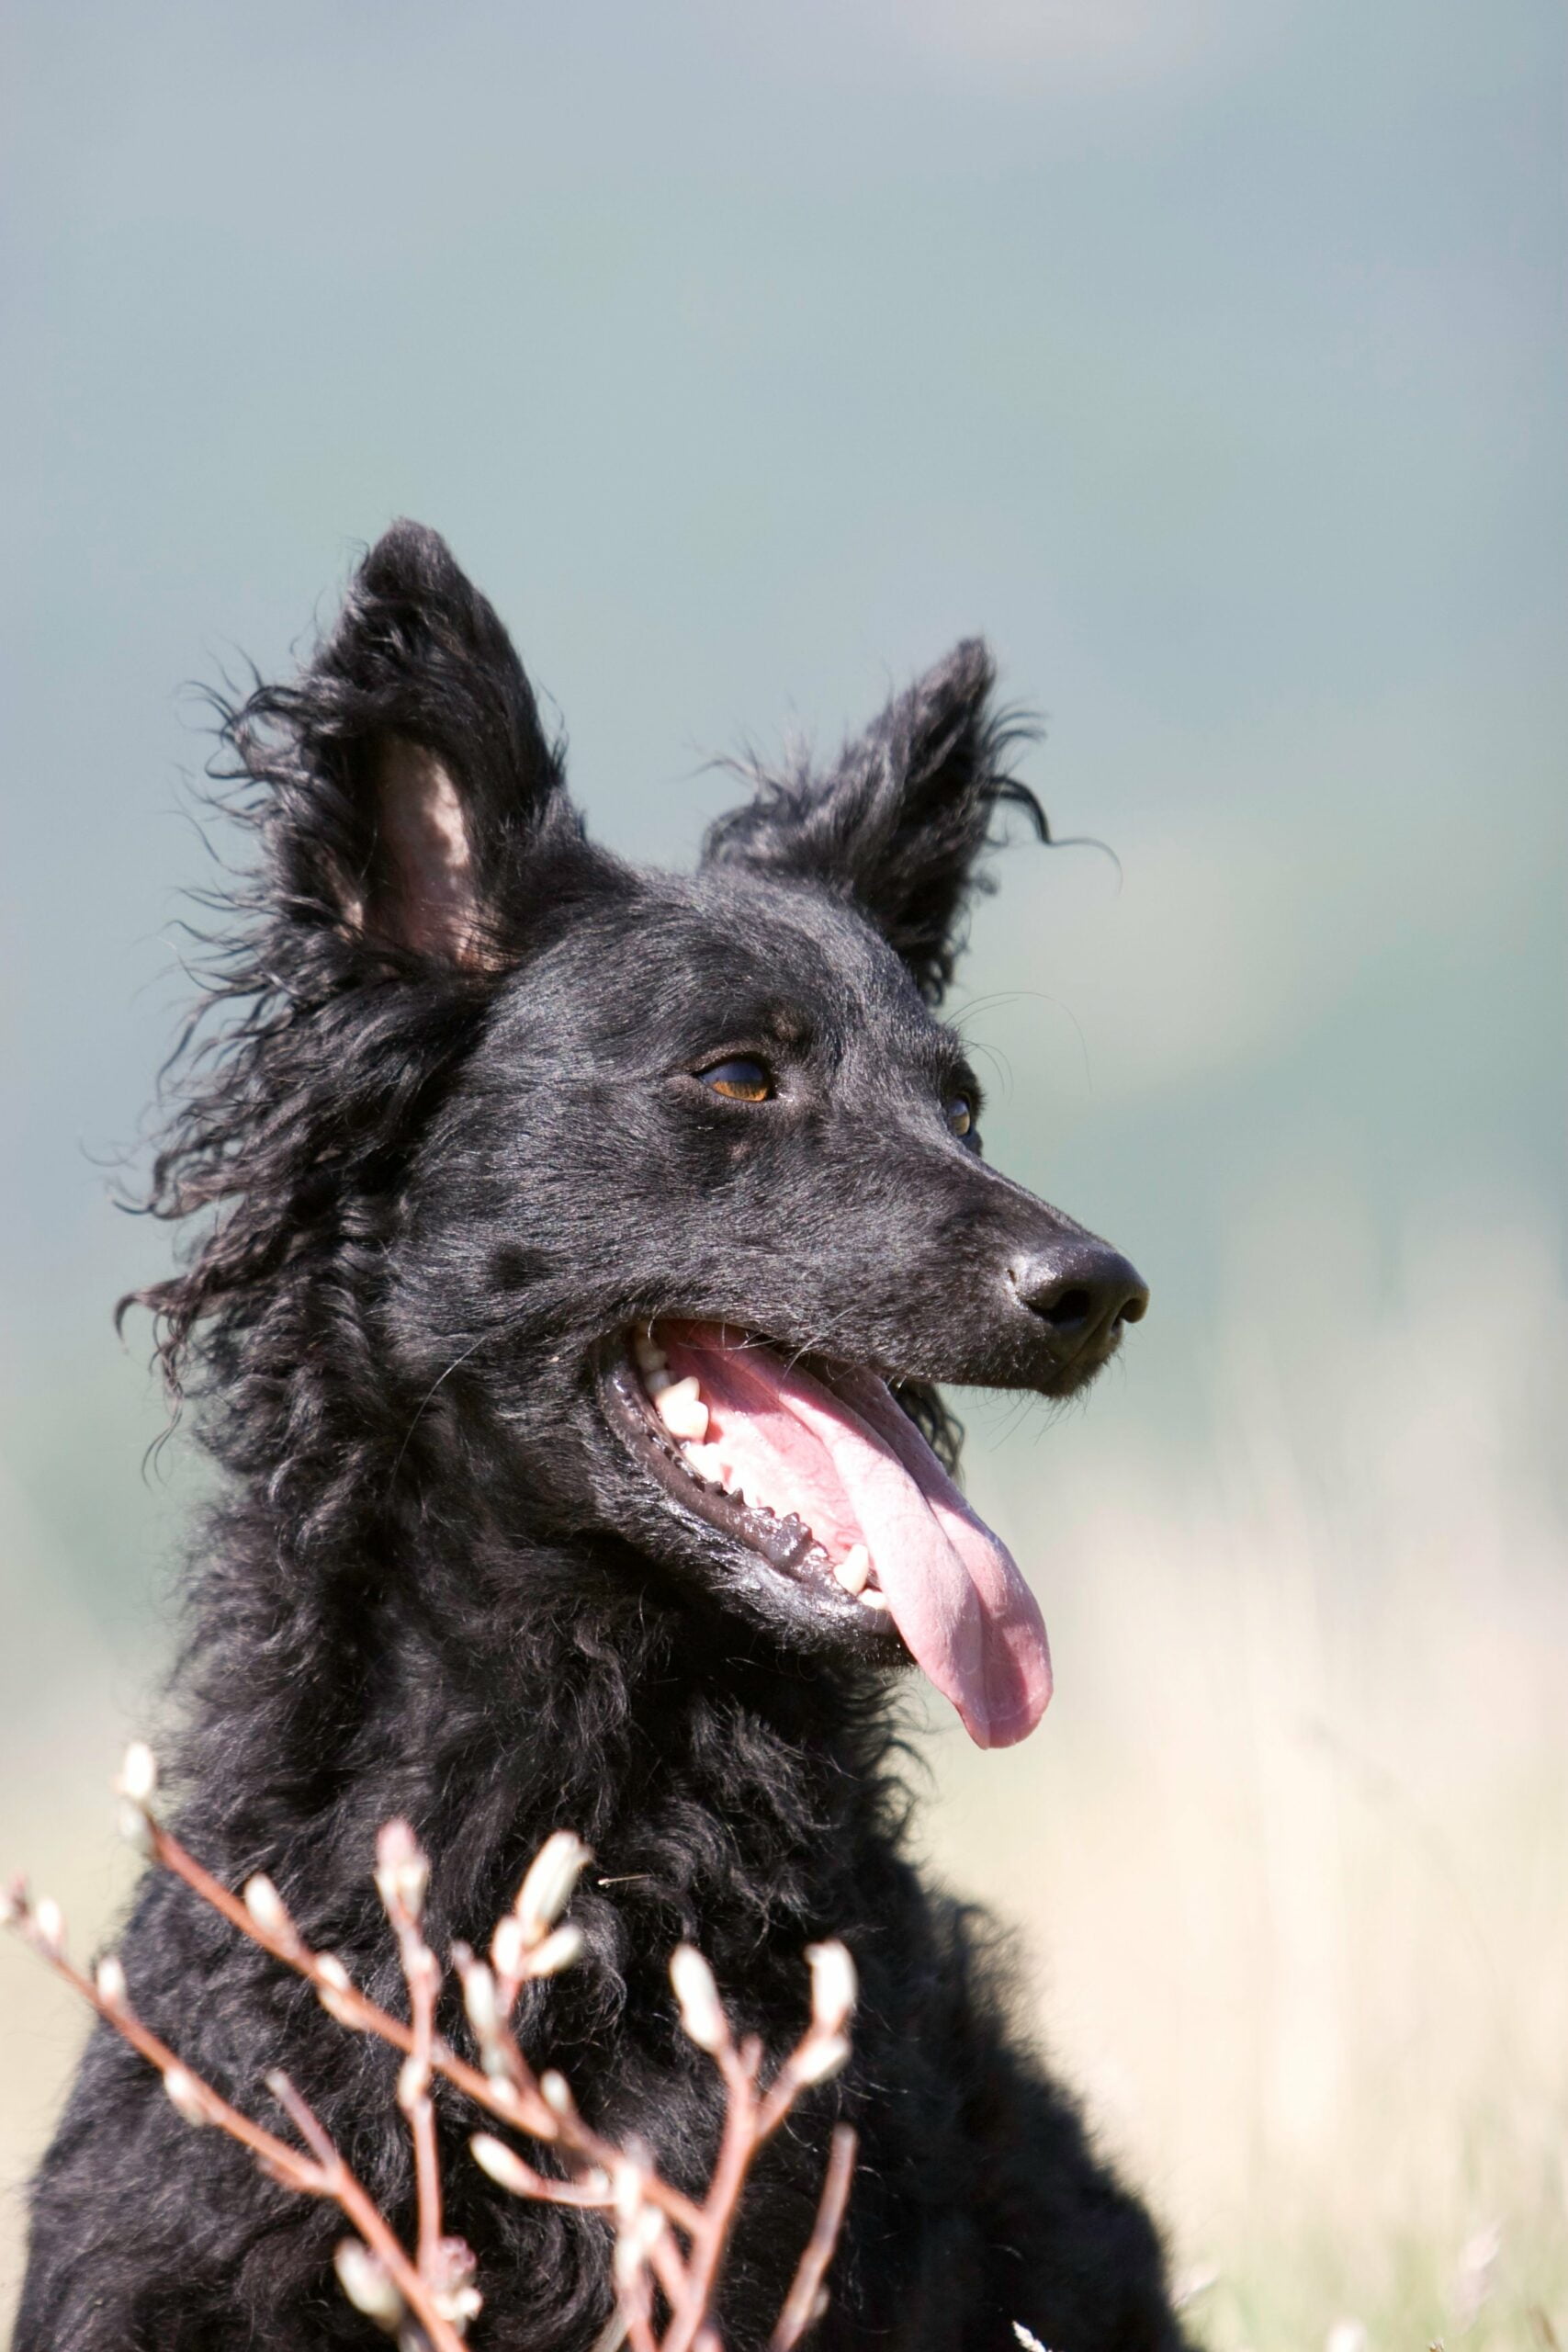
[1010,1243,1149,1350]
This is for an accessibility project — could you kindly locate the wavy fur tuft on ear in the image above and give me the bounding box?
[702,640,1047,1002]
[243,517,583,968]
[120,523,620,1404]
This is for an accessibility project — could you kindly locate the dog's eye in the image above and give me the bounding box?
[945,1095,975,1139]
[699,1057,773,1102]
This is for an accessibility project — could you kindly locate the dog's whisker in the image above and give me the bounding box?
[389,1331,495,1482]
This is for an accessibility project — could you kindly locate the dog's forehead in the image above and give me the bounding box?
[507,867,931,1041]
[674,866,911,996]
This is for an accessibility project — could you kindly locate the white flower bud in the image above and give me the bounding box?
[116,1742,159,1806]
[95,1955,129,2011]
[805,1940,857,2038]
[463,1961,501,2043]
[117,1799,155,1858]
[469,2132,541,2195]
[669,1944,728,2053]
[525,1923,585,1978]
[407,1943,440,2001]
[333,2239,405,2332]
[32,1897,64,1954]
[613,2157,648,2227]
[539,2070,573,2116]
[489,1913,527,1981]
[794,2031,851,2086]
[397,2054,430,2109]
[515,1831,592,1947]
[163,2066,210,2128]
[313,1953,358,2026]
[243,1874,292,1941]
[373,1820,429,1923]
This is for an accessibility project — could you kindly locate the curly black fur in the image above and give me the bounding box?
[19,524,1184,2352]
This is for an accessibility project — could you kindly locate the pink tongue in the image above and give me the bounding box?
[661,1327,1052,1748]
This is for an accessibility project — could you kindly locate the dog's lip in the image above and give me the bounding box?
[596,1332,905,1635]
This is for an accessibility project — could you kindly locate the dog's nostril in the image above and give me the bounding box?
[1013,1247,1150,1347]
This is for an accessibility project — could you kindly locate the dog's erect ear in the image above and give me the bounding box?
[701,640,1045,1002]
[260,520,579,968]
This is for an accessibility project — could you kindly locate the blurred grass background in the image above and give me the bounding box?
[2,0,1562,2340]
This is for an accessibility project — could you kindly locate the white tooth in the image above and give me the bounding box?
[860,1588,891,1612]
[683,1442,725,1483]
[633,1333,668,1376]
[834,1544,871,1596]
[656,1377,708,1442]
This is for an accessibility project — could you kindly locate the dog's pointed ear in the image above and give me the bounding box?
[261,520,580,969]
[701,640,1045,1002]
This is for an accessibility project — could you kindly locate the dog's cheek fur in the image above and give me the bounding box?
[17,525,1185,2352]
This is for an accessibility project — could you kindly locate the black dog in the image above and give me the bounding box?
[19,525,1182,2351]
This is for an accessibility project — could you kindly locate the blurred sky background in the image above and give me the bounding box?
[3,1,1564,2339]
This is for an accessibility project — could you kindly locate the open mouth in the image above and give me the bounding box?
[599,1320,1053,1750]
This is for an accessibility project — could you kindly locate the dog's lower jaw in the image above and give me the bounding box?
[594,1340,907,1648]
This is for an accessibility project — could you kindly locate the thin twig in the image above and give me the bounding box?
[8,1762,861,2352]
[266,2065,467,2352]
[663,2043,761,2352]
[621,2273,661,2352]
[6,1902,467,2352]
[770,2124,858,2352]
[155,1814,705,2237]
[265,2067,339,2168]
[27,1929,315,2187]
[649,2227,694,2315]
[378,1825,446,2282]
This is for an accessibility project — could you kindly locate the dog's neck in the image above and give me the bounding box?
[167,1480,907,1968]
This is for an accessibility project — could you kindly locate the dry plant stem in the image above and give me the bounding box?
[621,2264,660,2352]
[150,1815,703,2236]
[756,2053,818,2143]
[28,1800,859,2347]
[264,2069,464,2352]
[662,2040,764,2352]
[649,2232,693,2313]
[14,1921,467,2352]
[650,2028,858,2352]
[770,2125,858,2352]
[386,1894,445,2279]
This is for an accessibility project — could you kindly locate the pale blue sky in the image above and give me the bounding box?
[3,0,1562,1625]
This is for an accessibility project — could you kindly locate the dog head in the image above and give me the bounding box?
[139,524,1145,1747]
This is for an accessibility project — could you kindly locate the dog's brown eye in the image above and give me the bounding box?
[946,1095,974,1139]
[700,1057,773,1102]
